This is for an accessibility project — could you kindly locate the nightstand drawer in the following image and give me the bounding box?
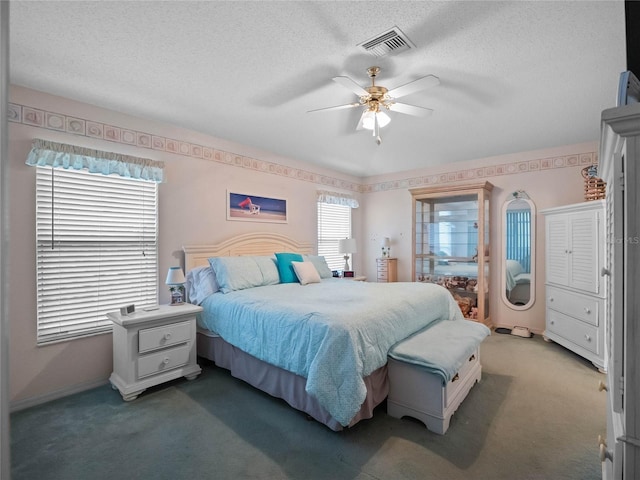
[377,264,388,273]
[138,320,191,353]
[378,272,388,280]
[138,343,191,378]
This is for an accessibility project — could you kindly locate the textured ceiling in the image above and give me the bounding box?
[9,1,627,178]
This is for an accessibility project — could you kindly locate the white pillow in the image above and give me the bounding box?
[291,261,321,285]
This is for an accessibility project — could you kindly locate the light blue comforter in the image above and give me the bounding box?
[199,279,463,426]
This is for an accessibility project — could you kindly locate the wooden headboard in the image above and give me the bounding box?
[182,232,314,271]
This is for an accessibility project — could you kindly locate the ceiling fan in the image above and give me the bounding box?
[308,66,440,145]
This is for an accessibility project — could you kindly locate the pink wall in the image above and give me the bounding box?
[7,85,362,408]
[7,84,594,408]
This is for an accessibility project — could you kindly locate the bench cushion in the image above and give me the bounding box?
[388,319,490,384]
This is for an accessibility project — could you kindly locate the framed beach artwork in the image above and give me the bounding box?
[227,191,288,223]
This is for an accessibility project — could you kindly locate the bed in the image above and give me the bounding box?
[183,233,467,431]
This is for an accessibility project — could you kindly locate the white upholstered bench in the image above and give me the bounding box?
[386,319,489,434]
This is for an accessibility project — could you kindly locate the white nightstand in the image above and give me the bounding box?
[108,303,203,401]
[344,276,366,282]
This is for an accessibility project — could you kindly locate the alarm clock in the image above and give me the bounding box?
[120,304,135,316]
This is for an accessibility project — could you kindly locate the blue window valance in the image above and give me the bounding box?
[25,138,165,183]
[317,190,359,208]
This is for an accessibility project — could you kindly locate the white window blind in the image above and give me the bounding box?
[35,166,158,344]
[317,202,351,271]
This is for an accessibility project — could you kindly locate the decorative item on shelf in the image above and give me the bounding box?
[381,237,391,258]
[338,238,357,271]
[581,165,606,201]
[453,293,474,318]
[165,266,186,305]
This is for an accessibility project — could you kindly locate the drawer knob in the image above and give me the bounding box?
[550,320,555,325]
[451,373,460,383]
[469,354,476,362]
[164,333,172,340]
[585,334,591,342]
[598,381,608,392]
[584,307,591,314]
[549,297,554,302]
[162,357,170,365]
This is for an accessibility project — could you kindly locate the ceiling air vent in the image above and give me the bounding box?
[358,26,415,58]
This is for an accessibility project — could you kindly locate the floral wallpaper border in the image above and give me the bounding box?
[362,151,597,193]
[8,102,596,194]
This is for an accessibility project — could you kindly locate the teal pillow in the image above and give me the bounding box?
[275,252,304,283]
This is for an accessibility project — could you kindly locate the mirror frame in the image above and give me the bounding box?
[501,195,536,310]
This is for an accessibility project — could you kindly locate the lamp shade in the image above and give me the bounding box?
[382,237,391,247]
[362,110,391,130]
[338,238,357,254]
[165,266,185,285]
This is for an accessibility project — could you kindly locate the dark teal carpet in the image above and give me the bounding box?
[11,333,605,479]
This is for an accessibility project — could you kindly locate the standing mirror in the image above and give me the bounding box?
[501,191,535,310]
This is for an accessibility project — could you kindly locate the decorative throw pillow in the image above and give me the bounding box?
[303,255,333,279]
[291,261,321,285]
[275,252,304,283]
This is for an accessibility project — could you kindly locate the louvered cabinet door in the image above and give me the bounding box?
[545,215,570,286]
[543,202,603,294]
[568,210,602,294]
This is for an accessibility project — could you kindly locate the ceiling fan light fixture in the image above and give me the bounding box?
[362,110,390,130]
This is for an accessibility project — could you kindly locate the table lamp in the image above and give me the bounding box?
[166,266,186,305]
[338,238,357,272]
[381,237,391,258]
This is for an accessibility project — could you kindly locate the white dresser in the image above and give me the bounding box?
[108,303,202,401]
[599,102,640,480]
[541,200,605,371]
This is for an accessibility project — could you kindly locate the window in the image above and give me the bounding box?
[35,166,158,344]
[317,202,351,271]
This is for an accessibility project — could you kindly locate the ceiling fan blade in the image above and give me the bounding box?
[388,102,434,117]
[307,102,360,113]
[332,76,369,96]
[387,75,440,99]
